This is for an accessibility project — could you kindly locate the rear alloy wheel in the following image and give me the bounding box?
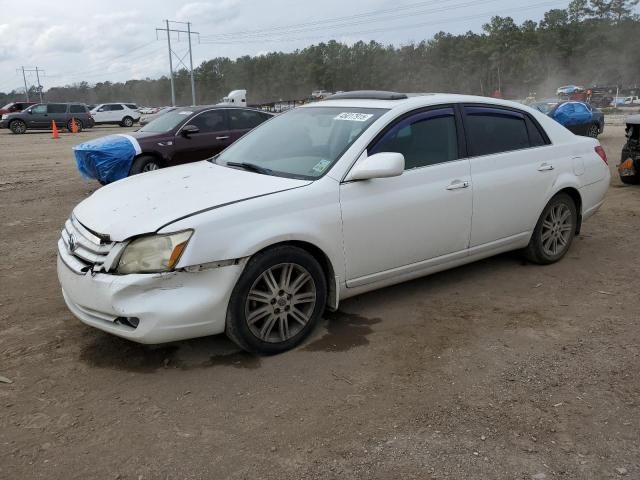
[9,119,26,134]
[67,119,83,132]
[226,246,327,354]
[525,193,577,264]
[587,123,599,138]
[129,155,161,175]
[121,116,134,127]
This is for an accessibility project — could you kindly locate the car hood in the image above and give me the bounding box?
[73,161,312,241]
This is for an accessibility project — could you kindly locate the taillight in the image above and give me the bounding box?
[595,145,608,164]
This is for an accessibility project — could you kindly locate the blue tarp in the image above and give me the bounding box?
[73,134,141,184]
[550,102,593,127]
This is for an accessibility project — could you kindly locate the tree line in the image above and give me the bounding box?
[1,0,638,107]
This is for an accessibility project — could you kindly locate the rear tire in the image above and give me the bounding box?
[129,155,161,175]
[121,116,134,127]
[67,119,83,132]
[225,246,327,354]
[525,193,577,265]
[9,119,26,134]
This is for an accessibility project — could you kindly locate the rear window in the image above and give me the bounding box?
[69,105,86,113]
[464,106,530,156]
[48,104,68,114]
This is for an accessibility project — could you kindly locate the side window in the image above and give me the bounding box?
[370,107,459,170]
[464,107,530,156]
[47,104,68,114]
[69,105,86,114]
[188,110,226,133]
[229,110,265,130]
[125,104,137,110]
[110,104,124,111]
[525,116,548,147]
[31,104,47,114]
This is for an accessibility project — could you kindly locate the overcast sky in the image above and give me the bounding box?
[0,0,569,93]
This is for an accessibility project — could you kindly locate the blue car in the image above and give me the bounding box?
[531,100,604,138]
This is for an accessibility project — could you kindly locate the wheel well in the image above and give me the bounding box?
[556,187,583,234]
[255,240,338,310]
[135,152,164,167]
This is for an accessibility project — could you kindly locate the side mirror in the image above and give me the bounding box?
[181,124,199,137]
[347,152,404,181]
[27,110,32,114]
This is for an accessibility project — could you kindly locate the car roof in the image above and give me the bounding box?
[302,93,540,111]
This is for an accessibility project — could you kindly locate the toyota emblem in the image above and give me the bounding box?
[68,233,77,252]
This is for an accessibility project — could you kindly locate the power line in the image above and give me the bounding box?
[200,0,564,45]
[199,0,473,40]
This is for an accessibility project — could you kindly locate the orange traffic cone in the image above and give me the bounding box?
[71,117,78,134]
[51,121,59,139]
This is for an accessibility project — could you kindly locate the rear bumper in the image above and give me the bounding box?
[57,255,244,344]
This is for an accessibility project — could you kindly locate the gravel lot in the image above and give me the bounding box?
[1,124,638,479]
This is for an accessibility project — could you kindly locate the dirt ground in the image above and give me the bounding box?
[1,124,638,480]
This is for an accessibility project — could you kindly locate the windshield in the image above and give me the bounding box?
[216,106,386,179]
[1,103,14,110]
[139,109,193,133]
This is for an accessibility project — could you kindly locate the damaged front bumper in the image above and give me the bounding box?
[57,254,244,344]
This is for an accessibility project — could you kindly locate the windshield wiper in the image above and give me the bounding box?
[225,161,273,175]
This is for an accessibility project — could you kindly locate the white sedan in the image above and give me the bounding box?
[57,91,610,354]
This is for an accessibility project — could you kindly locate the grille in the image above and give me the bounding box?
[59,216,116,273]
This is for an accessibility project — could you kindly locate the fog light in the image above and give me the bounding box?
[115,317,140,329]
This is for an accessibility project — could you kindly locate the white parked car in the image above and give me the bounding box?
[57,91,610,354]
[90,103,141,127]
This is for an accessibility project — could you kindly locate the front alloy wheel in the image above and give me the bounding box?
[245,263,317,343]
[226,246,327,354]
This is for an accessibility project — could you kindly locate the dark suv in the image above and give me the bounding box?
[0,103,94,134]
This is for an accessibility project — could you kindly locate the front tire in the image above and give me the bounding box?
[121,116,134,127]
[9,119,26,134]
[525,193,577,264]
[226,246,327,354]
[129,155,161,175]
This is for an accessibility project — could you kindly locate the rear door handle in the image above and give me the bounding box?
[446,180,470,190]
[538,163,554,171]
[216,136,230,140]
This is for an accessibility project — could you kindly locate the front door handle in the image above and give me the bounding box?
[216,136,230,140]
[446,180,470,190]
[538,163,554,171]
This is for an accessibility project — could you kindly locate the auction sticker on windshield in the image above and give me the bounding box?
[312,159,331,173]
[335,112,374,122]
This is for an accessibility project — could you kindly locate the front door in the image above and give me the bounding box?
[172,109,232,165]
[27,104,47,127]
[340,107,473,287]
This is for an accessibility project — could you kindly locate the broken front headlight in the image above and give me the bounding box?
[117,230,193,274]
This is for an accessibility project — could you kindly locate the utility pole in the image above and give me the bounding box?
[187,22,196,106]
[19,66,46,103]
[21,66,29,102]
[34,67,44,103]
[156,20,199,106]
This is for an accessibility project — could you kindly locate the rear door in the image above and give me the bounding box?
[108,104,124,123]
[462,105,558,247]
[172,109,230,165]
[47,104,69,128]
[228,109,271,143]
